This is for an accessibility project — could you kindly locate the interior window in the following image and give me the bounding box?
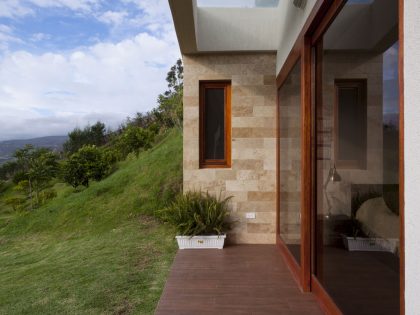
[334,79,367,169]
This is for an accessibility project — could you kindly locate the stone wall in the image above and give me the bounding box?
[183,53,277,244]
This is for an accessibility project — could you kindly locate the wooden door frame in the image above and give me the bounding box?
[275,0,405,314]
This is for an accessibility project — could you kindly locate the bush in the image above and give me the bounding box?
[0,180,6,194]
[4,197,26,211]
[0,161,19,181]
[39,189,57,205]
[12,171,27,185]
[102,147,121,166]
[117,125,155,158]
[160,191,232,236]
[63,145,109,188]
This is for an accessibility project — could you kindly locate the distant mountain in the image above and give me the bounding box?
[0,136,68,165]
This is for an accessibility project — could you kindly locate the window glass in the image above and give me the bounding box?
[204,88,225,160]
[314,1,400,314]
[279,59,302,265]
[335,80,367,168]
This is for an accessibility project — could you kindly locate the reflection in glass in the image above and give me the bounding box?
[314,1,400,314]
[279,59,301,264]
[204,88,225,160]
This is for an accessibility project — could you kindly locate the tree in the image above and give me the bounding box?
[28,150,60,205]
[117,125,155,158]
[13,145,59,210]
[63,145,108,188]
[155,58,183,130]
[0,161,19,181]
[63,121,107,155]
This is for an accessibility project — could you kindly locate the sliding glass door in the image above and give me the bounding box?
[313,1,400,314]
[278,59,302,265]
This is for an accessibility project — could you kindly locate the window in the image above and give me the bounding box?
[199,81,231,168]
[334,79,367,169]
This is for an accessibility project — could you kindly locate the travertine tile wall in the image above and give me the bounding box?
[183,53,277,244]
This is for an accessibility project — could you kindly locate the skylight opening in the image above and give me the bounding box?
[197,0,280,8]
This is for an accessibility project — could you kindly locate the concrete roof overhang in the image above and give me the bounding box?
[168,0,281,54]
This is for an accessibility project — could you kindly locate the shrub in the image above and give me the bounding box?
[161,191,232,236]
[0,161,19,181]
[0,180,6,194]
[62,155,89,188]
[39,189,57,205]
[102,147,121,166]
[12,171,27,185]
[4,197,26,211]
[62,145,108,188]
[117,125,155,158]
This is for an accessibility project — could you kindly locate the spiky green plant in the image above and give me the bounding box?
[161,191,232,236]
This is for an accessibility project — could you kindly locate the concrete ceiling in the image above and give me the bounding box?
[168,0,281,54]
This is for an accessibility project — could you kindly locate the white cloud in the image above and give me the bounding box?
[97,10,128,25]
[0,24,23,52]
[0,1,34,18]
[0,30,180,140]
[121,0,173,34]
[31,32,52,42]
[0,0,100,18]
[28,0,100,12]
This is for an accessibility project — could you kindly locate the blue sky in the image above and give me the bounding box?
[0,0,179,140]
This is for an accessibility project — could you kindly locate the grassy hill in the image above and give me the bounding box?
[0,129,182,315]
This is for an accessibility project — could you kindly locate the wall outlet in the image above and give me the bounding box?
[245,212,256,219]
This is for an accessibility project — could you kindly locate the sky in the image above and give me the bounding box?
[0,0,180,141]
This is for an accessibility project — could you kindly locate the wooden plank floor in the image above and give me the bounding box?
[155,245,324,315]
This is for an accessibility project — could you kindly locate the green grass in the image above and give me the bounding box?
[0,129,182,315]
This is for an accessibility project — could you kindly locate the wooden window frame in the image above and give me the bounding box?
[334,79,367,170]
[199,81,231,168]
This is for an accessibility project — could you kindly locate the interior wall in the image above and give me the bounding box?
[404,1,420,314]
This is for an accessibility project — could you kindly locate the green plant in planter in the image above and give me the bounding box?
[160,191,232,236]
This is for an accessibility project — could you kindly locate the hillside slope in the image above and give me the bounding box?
[0,130,182,315]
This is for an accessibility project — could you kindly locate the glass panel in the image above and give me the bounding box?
[204,88,225,160]
[315,1,400,314]
[279,59,301,264]
[335,81,367,168]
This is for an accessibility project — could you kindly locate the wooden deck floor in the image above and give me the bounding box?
[155,245,324,315]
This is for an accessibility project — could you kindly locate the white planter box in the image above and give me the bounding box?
[176,235,226,249]
[342,235,399,253]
